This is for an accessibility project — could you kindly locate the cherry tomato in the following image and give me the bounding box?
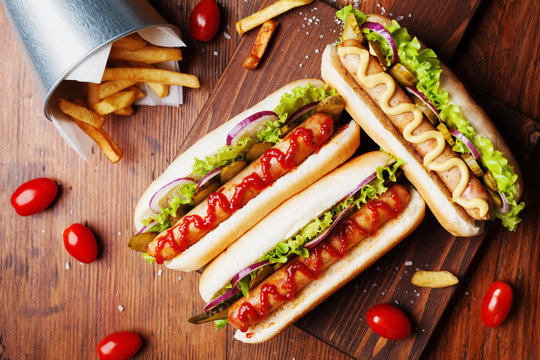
[366,304,412,340]
[10,177,58,216]
[189,0,220,42]
[97,331,142,360]
[63,223,98,264]
[481,281,513,327]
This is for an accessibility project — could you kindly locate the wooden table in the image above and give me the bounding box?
[0,1,538,359]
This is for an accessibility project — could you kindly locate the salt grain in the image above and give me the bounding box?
[213,51,218,56]
[118,305,124,312]
[224,32,231,40]
[178,276,182,280]
[405,261,413,266]
[65,262,70,270]
[158,269,163,276]
[314,49,320,54]
[41,229,45,233]
[117,232,121,236]
[396,15,404,22]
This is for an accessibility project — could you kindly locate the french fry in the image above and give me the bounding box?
[102,68,200,88]
[72,118,123,163]
[411,270,459,288]
[86,83,100,111]
[236,0,313,36]
[112,33,147,51]
[58,97,105,128]
[126,61,170,98]
[97,80,137,99]
[94,90,136,115]
[114,107,134,116]
[243,20,279,69]
[108,46,182,64]
[69,99,122,162]
[127,86,145,100]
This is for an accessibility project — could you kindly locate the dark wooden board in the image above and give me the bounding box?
[177,1,489,359]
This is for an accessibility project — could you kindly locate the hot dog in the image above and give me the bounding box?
[191,151,425,342]
[131,79,360,271]
[321,6,524,236]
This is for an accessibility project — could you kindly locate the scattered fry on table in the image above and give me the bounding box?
[236,0,313,36]
[102,68,200,88]
[411,270,459,288]
[243,20,279,69]
[112,33,147,51]
[108,46,183,64]
[58,97,105,128]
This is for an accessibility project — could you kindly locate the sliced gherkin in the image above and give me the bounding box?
[128,232,158,252]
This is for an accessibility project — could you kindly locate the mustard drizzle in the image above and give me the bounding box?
[338,46,488,216]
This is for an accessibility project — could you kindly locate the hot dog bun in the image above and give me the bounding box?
[133,79,361,271]
[199,152,425,342]
[321,15,522,236]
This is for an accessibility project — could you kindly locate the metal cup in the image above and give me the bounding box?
[2,0,182,158]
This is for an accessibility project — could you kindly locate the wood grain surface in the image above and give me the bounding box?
[0,1,538,359]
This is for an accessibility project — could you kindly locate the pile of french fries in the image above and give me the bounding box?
[58,33,200,163]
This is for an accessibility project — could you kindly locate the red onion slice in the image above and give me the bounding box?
[231,260,270,287]
[405,86,441,122]
[346,172,377,199]
[305,204,354,249]
[203,287,241,312]
[137,220,157,234]
[361,22,399,65]
[497,191,510,214]
[196,167,222,191]
[449,128,481,160]
[287,101,319,124]
[149,177,196,213]
[226,111,278,146]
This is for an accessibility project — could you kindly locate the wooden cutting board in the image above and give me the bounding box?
[178,1,515,359]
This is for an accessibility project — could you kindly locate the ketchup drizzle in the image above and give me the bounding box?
[235,186,402,332]
[152,116,334,264]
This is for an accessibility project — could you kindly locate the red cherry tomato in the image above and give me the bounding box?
[98,331,142,360]
[481,281,513,327]
[10,177,58,216]
[63,223,98,264]
[189,0,220,42]
[366,304,412,340]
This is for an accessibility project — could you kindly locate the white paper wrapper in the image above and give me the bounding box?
[52,26,186,160]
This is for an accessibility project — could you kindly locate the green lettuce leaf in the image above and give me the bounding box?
[441,105,525,229]
[192,137,255,177]
[259,84,337,144]
[237,276,251,298]
[336,5,366,25]
[214,319,228,330]
[142,253,156,264]
[142,184,197,232]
